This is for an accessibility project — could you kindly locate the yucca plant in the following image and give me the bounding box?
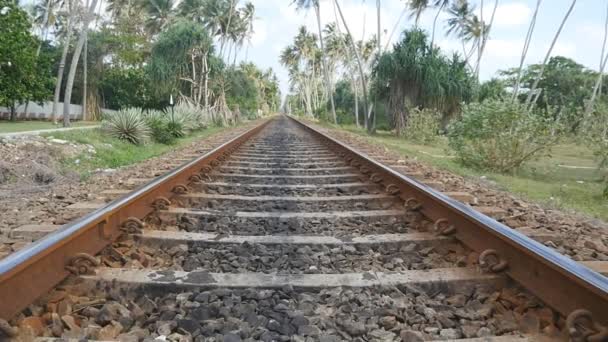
[102,108,150,145]
[173,102,208,131]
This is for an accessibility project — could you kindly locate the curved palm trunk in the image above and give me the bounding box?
[430,2,447,49]
[314,5,337,124]
[511,0,542,102]
[334,0,369,131]
[474,0,499,81]
[525,0,577,109]
[585,2,608,116]
[63,0,98,127]
[52,2,74,123]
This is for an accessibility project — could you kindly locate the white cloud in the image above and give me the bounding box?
[250,21,267,46]
[484,2,531,28]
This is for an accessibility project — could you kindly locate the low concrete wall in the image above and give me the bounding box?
[0,102,116,120]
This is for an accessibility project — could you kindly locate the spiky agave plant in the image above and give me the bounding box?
[102,108,150,145]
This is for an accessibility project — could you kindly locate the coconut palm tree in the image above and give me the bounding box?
[334,0,369,130]
[62,0,99,127]
[525,0,577,109]
[292,0,337,124]
[511,0,542,102]
[140,0,175,35]
[408,0,429,27]
[51,0,74,122]
[474,0,499,81]
[585,2,608,116]
[430,0,450,49]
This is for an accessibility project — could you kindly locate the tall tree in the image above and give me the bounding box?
[51,0,74,122]
[511,0,542,102]
[585,2,608,116]
[525,0,577,109]
[334,0,370,131]
[0,0,53,121]
[292,0,337,124]
[62,0,99,127]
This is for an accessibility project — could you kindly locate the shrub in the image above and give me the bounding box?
[146,114,176,145]
[448,100,561,173]
[581,103,608,197]
[173,102,209,131]
[401,107,441,144]
[102,108,150,145]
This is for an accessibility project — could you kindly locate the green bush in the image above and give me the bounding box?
[174,102,209,131]
[581,103,608,197]
[448,100,561,173]
[146,114,176,144]
[102,108,150,145]
[402,107,441,144]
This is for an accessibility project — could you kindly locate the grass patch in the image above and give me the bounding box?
[325,123,608,221]
[44,126,226,180]
[0,120,96,134]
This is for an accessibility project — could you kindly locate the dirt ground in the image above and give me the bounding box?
[0,122,258,259]
[308,121,608,264]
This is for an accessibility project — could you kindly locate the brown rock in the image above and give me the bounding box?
[98,321,123,340]
[61,315,80,331]
[518,312,540,334]
[19,316,44,336]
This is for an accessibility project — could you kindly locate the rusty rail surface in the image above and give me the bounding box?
[289,116,608,329]
[0,119,271,319]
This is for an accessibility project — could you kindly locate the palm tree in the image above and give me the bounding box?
[430,0,450,49]
[334,0,369,130]
[474,0,499,81]
[585,2,608,116]
[525,0,577,109]
[445,0,476,66]
[62,0,99,127]
[511,0,541,102]
[408,0,429,27]
[140,0,175,35]
[51,0,74,122]
[292,0,337,124]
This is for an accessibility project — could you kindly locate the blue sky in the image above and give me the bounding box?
[238,0,605,96]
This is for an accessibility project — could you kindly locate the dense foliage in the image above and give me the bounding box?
[373,29,474,133]
[0,0,54,120]
[448,100,562,173]
[4,0,279,126]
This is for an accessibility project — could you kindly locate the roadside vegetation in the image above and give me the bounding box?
[43,124,228,180]
[0,0,280,125]
[283,0,608,220]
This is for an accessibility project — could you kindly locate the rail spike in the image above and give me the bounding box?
[189,174,203,183]
[404,197,422,211]
[152,196,171,210]
[370,173,383,183]
[172,184,190,194]
[478,249,508,273]
[65,253,99,275]
[566,309,608,342]
[434,218,456,236]
[121,217,145,234]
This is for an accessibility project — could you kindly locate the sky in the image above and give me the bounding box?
[235,0,606,97]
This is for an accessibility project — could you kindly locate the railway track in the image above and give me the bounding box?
[1,115,607,341]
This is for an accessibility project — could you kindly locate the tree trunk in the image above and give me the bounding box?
[52,0,74,123]
[63,0,99,127]
[9,103,16,122]
[474,0,499,81]
[220,0,236,59]
[314,5,337,124]
[334,0,369,131]
[430,2,446,50]
[511,0,542,102]
[525,0,577,109]
[585,2,608,116]
[82,31,88,121]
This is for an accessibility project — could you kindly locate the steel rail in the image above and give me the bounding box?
[289,115,608,327]
[0,118,271,319]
